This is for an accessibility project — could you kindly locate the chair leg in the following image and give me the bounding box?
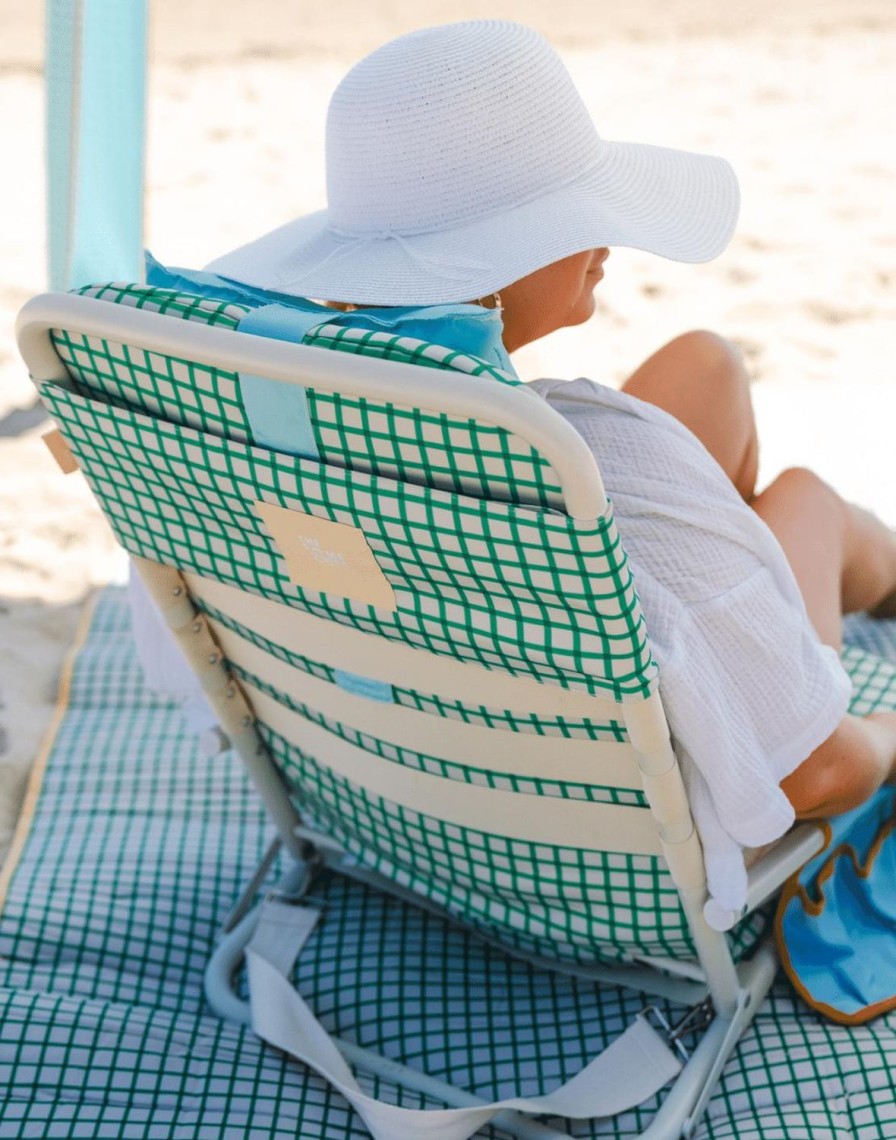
[205,859,575,1140]
[636,941,778,1139]
[205,900,261,1026]
[205,855,777,1140]
[206,853,313,1022]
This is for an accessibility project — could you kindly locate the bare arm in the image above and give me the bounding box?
[781,712,896,818]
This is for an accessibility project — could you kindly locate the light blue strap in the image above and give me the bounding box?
[334,670,395,704]
[46,0,148,289]
[238,305,328,458]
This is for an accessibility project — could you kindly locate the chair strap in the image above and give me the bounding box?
[237,304,328,458]
[247,897,682,1140]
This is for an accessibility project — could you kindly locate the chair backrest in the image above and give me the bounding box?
[19,284,767,967]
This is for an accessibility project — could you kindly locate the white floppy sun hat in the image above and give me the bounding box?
[207,20,740,306]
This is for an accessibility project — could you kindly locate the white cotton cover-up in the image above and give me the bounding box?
[530,376,852,912]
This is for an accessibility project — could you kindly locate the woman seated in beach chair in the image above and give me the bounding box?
[202,19,896,916]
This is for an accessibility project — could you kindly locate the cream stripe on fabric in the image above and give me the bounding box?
[187,573,626,721]
[220,628,642,786]
[247,685,662,856]
[247,899,682,1140]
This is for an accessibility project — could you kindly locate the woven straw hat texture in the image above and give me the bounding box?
[208,21,740,304]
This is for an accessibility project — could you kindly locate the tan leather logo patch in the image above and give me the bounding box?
[42,429,79,474]
[255,502,396,611]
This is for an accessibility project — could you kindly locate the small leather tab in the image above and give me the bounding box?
[42,429,79,474]
[256,502,397,611]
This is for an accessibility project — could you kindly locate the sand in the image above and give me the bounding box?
[1,1,894,866]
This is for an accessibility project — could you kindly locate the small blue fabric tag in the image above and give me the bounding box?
[237,304,326,459]
[333,670,395,704]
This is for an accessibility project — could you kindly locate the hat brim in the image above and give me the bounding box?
[206,139,739,306]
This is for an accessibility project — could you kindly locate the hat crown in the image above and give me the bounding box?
[325,21,602,236]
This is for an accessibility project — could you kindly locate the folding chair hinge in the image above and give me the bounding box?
[264,871,322,910]
[640,996,714,1063]
[220,834,323,934]
[298,836,325,869]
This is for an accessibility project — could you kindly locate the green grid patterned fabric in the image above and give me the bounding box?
[268,724,697,962]
[38,285,773,969]
[57,283,253,439]
[46,281,890,974]
[241,673,641,807]
[57,283,565,508]
[41,376,651,697]
[200,597,629,742]
[303,325,561,506]
[237,629,893,966]
[3,590,896,1138]
[840,642,896,717]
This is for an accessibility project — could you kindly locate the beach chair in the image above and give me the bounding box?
[16,283,826,1140]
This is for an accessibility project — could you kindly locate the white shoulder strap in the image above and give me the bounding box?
[247,897,681,1140]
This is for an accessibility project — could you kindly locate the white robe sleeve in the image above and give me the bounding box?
[529,376,851,910]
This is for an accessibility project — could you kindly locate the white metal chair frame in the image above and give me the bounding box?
[18,293,826,1140]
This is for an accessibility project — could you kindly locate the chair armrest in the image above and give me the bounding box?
[702,823,827,931]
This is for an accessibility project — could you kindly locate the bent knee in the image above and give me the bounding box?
[763,466,838,507]
[623,329,758,496]
[667,330,746,378]
[669,328,737,358]
[782,715,887,818]
[665,330,751,409]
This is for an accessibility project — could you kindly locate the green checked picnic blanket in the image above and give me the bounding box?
[2,588,896,1138]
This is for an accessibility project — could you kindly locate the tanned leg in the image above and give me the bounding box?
[751,467,896,650]
[782,713,896,819]
[622,329,760,501]
[623,331,896,629]
[624,333,896,817]
[749,466,896,815]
